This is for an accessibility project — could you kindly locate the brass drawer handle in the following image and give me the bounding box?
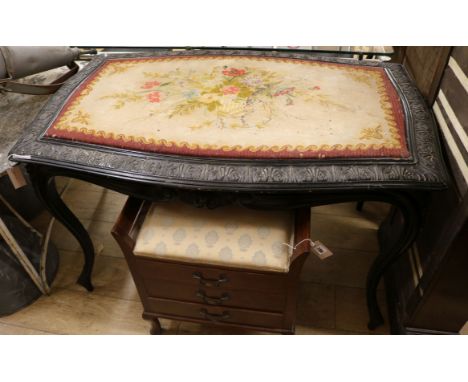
[192,272,228,287]
[196,290,230,305]
[200,308,230,322]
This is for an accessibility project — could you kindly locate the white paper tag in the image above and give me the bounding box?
[311,240,333,260]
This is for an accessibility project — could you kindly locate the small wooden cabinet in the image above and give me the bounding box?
[112,197,310,334]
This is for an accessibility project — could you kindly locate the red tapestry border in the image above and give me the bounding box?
[45,127,410,159]
[44,56,410,160]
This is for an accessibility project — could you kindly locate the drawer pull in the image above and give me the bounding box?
[192,272,228,287]
[200,308,230,322]
[196,290,230,305]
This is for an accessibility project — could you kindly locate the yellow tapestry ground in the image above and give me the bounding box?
[48,56,405,157]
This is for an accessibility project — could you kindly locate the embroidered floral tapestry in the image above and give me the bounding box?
[44,56,408,159]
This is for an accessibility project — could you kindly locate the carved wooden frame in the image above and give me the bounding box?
[9,50,448,191]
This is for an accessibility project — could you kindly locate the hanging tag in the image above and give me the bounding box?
[311,240,333,260]
[6,166,27,189]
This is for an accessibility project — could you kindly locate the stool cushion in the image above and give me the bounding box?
[133,202,295,272]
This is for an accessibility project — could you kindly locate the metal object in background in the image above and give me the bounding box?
[0,175,72,315]
[0,178,71,294]
[0,46,96,95]
[0,46,80,80]
[0,215,58,317]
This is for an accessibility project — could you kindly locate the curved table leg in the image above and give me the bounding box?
[366,192,420,330]
[241,190,421,329]
[239,190,423,330]
[28,165,95,291]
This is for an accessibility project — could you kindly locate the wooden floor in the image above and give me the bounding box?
[0,178,390,335]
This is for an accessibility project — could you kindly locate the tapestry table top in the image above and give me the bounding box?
[44,55,409,159]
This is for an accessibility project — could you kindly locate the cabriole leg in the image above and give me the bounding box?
[366,193,420,330]
[27,164,95,291]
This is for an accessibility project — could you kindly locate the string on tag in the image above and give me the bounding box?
[281,238,315,251]
[282,239,333,260]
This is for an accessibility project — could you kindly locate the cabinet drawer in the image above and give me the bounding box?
[142,278,286,312]
[135,257,287,293]
[146,297,284,329]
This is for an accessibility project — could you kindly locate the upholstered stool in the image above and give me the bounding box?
[112,197,311,334]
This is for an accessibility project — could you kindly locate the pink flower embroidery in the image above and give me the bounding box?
[147,91,161,103]
[311,85,321,91]
[273,87,295,97]
[222,68,246,77]
[222,86,240,95]
[141,81,161,89]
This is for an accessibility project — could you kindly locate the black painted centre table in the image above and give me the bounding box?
[8,50,447,330]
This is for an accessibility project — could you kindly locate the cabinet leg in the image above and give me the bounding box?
[150,318,162,335]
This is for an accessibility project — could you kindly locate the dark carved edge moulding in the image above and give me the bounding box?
[9,50,448,192]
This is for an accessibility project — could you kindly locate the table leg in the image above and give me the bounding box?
[27,165,95,291]
[240,190,423,330]
[366,193,420,330]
